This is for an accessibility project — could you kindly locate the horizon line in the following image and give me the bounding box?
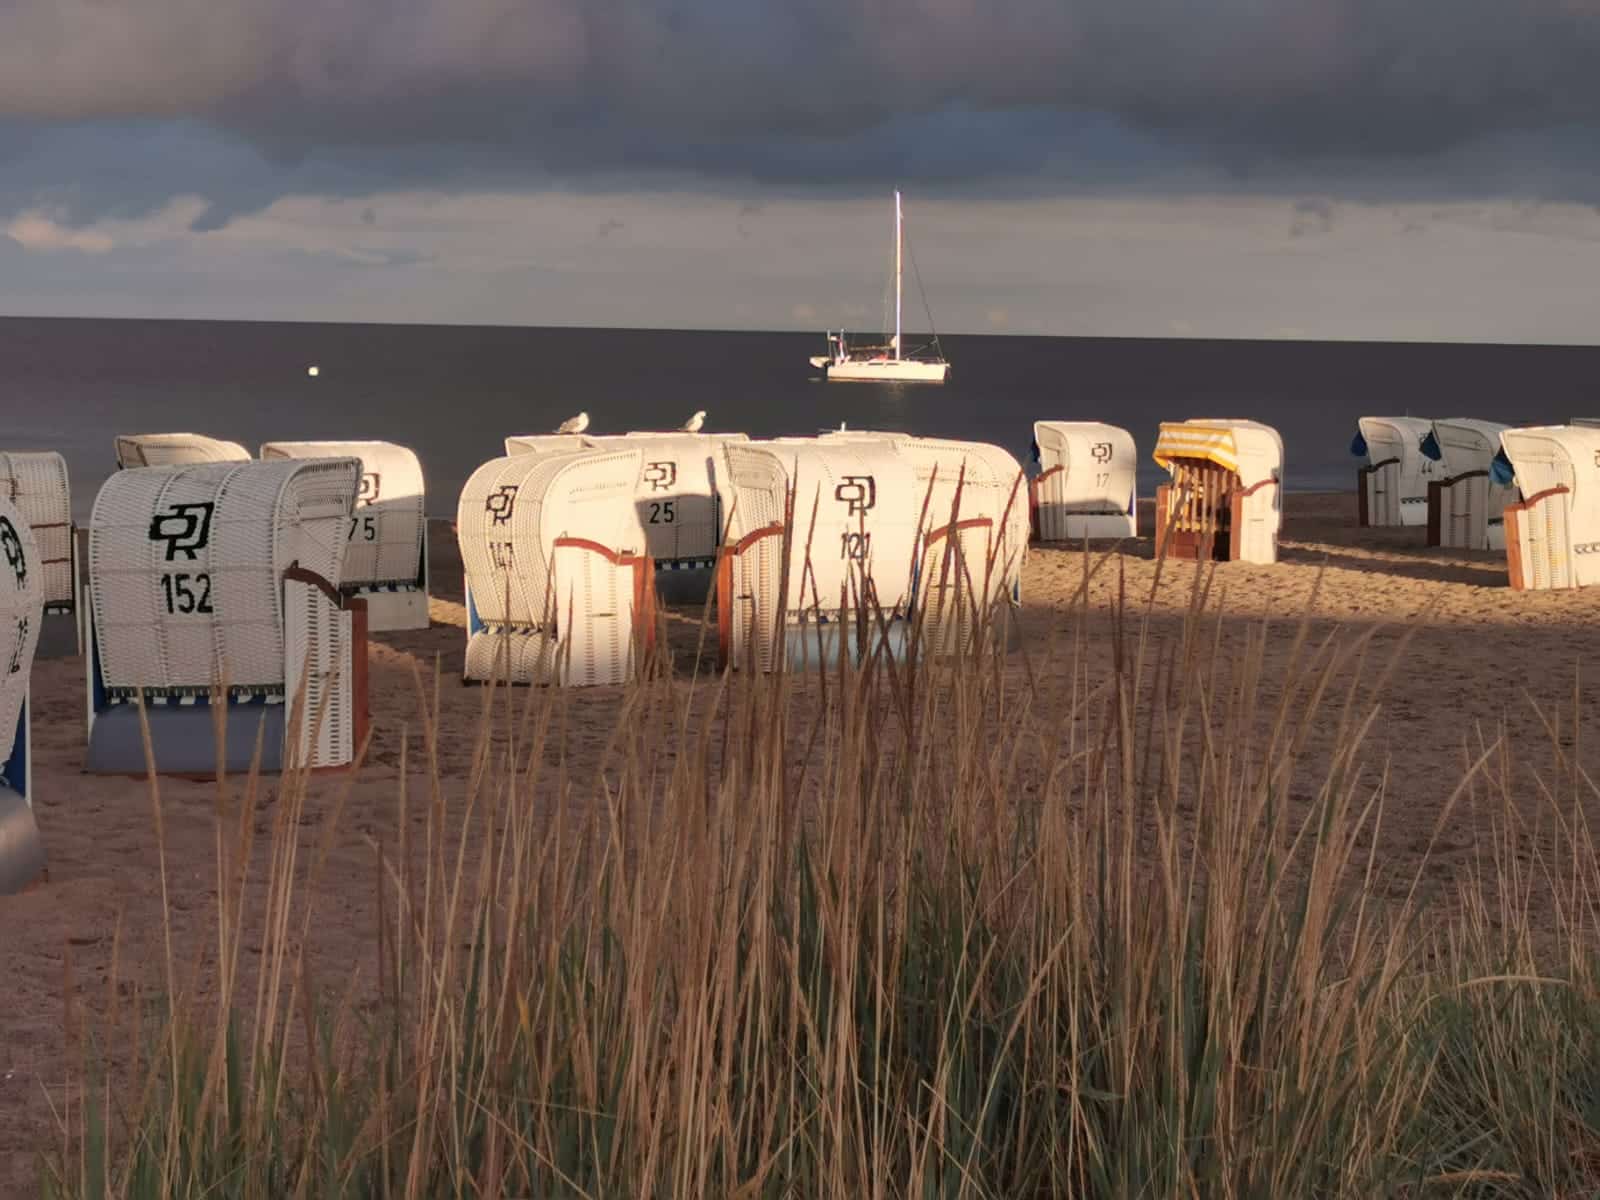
[2,311,1598,352]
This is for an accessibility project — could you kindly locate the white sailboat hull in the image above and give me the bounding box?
[825,358,949,384]
[810,191,950,384]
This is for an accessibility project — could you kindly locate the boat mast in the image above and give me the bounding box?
[894,190,903,362]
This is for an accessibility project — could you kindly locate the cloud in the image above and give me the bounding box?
[5,196,209,252]
[5,0,1600,191]
[7,212,114,252]
[10,189,1600,345]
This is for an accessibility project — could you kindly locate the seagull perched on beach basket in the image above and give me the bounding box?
[555,411,589,434]
[680,410,706,433]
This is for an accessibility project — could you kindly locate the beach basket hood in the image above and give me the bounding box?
[458,447,650,686]
[1425,419,1515,552]
[88,457,360,695]
[1030,421,1139,542]
[259,440,430,631]
[1153,420,1282,488]
[505,431,750,572]
[0,494,45,891]
[1151,418,1283,565]
[1353,415,1438,528]
[0,498,42,789]
[1496,424,1600,590]
[84,457,367,775]
[114,433,251,469]
[0,451,74,613]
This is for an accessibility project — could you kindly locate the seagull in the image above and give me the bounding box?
[680,410,706,433]
[555,411,589,434]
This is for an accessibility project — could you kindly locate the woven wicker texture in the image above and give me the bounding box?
[507,432,749,563]
[0,497,43,776]
[1031,422,1139,540]
[729,440,919,616]
[550,538,631,685]
[1500,426,1596,590]
[458,448,641,684]
[114,433,251,468]
[458,449,640,628]
[607,433,745,562]
[1434,473,1499,552]
[89,458,359,692]
[877,436,1029,592]
[260,441,426,588]
[1431,420,1516,552]
[0,451,73,608]
[1513,496,1572,589]
[916,523,987,658]
[503,434,590,458]
[718,448,789,672]
[284,575,353,767]
[1355,417,1434,528]
[463,627,559,683]
[845,436,1027,656]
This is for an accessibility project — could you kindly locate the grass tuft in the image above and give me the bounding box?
[42,552,1600,1198]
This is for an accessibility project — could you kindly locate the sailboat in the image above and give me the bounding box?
[810,191,950,384]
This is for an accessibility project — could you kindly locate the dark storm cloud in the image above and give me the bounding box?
[8,0,1600,155]
[8,0,1600,226]
[0,106,1196,232]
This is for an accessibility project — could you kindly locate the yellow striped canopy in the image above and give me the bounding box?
[1152,423,1241,474]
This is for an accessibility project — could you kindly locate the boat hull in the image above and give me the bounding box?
[824,359,949,384]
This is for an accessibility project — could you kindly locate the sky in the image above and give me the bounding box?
[5,0,1600,341]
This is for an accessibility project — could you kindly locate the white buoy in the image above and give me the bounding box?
[307,365,320,378]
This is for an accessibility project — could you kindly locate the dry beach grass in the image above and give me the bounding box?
[4,491,1600,1195]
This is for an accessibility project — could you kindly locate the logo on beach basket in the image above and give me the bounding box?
[644,461,678,492]
[0,517,25,586]
[835,476,877,517]
[148,502,215,561]
[7,615,26,674]
[358,472,382,505]
[1091,442,1114,464]
[486,485,519,526]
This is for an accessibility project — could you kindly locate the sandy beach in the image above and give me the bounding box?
[3,489,1598,1195]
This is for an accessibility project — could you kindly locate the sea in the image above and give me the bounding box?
[5,316,1598,520]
